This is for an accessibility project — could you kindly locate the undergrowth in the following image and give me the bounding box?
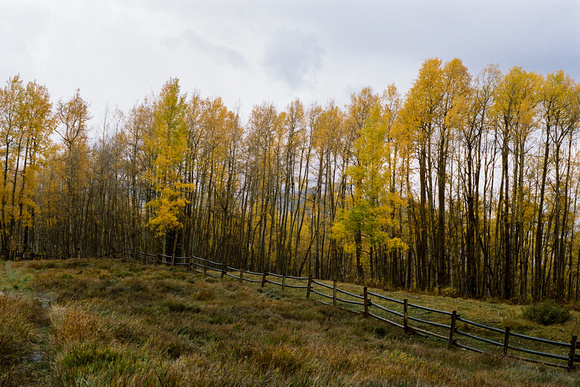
[522,302,572,326]
[0,258,577,386]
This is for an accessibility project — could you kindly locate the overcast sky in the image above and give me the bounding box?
[1,0,579,128]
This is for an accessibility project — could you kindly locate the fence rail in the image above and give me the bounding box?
[119,248,577,370]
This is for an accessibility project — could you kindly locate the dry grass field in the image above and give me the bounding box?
[1,258,579,386]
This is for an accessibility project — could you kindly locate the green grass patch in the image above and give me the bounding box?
[0,262,33,291]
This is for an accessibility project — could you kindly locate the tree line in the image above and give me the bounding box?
[1,58,579,302]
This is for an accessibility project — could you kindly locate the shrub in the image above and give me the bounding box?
[522,302,571,325]
[439,287,461,298]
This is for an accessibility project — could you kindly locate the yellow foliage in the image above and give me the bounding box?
[332,87,408,267]
[143,78,191,236]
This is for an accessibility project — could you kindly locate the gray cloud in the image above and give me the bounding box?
[182,29,248,70]
[263,29,323,88]
[308,1,580,80]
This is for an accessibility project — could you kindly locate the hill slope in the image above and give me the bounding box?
[0,258,577,386]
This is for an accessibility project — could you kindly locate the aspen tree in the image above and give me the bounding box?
[336,87,379,279]
[144,78,190,255]
[536,71,580,300]
[121,100,154,252]
[0,76,24,257]
[492,67,538,299]
[401,59,444,289]
[195,96,236,261]
[89,109,127,256]
[379,85,408,285]
[0,76,54,256]
[18,81,54,253]
[333,87,406,281]
[311,102,345,278]
[55,90,91,258]
[276,100,306,275]
[243,103,282,270]
[456,65,500,296]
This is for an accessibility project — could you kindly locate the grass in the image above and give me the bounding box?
[0,258,578,386]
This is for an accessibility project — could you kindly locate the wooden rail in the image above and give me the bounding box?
[121,248,577,370]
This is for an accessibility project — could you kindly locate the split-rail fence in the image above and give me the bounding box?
[122,248,579,371]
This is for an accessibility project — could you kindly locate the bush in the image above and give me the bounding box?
[439,287,461,298]
[522,302,571,325]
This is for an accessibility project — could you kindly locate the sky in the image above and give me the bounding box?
[1,0,579,129]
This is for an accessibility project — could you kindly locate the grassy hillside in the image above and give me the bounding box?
[0,258,578,386]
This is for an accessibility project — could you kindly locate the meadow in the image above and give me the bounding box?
[1,258,579,386]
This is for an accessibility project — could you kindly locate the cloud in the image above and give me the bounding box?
[181,29,248,70]
[262,29,324,88]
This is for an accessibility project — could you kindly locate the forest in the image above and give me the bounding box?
[1,58,579,302]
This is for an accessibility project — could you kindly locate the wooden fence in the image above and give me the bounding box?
[11,250,123,261]
[125,248,575,370]
[12,252,59,260]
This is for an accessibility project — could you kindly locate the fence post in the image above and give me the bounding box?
[203,258,208,275]
[221,262,227,279]
[187,256,192,270]
[333,280,337,307]
[171,254,175,266]
[239,268,244,283]
[306,275,312,299]
[448,311,457,348]
[282,275,286,292]
[261,271,267,287]
[363,287,369,318]
[156,254,161,265]
[404,299,409,333]
[503,327,511,355]
[568,335,577,370]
